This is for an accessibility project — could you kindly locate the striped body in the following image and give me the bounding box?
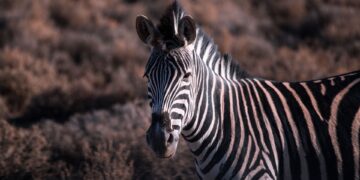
[136,2,360,179]
[182,59,360,179]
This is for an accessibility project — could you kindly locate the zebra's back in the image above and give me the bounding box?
[242,71,360,180]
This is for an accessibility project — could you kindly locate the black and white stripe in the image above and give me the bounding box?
[138,2,360,179]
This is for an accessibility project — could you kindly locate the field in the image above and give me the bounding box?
[0,0,359,179]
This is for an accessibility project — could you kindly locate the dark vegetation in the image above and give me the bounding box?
[0,0,359,179]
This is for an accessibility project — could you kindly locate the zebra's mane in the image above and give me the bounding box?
[157,1,184,43]
[157,1,248,79]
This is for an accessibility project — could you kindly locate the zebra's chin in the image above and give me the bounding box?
[152,142,178,159]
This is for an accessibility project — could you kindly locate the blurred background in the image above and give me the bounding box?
[0,0,359,179]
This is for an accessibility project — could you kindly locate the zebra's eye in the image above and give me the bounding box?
[183,72,191,79]
[182,72,191,82]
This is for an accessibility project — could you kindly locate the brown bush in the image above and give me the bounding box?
[0,69,33,114]
[0,98,8,118]
[0,120,48,179]
[1,101,194,179]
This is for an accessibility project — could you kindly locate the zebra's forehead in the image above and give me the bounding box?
[144,49,191,77]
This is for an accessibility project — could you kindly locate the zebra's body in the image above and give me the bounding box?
[136,2,360,179]
[183,55,359,179]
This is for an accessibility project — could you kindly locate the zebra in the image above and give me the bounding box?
[135,2,360,179]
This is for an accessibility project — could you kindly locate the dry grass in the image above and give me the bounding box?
[0,0,359,179]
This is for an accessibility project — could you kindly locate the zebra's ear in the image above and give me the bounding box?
[136,15,156,45]
[179,16,196,45]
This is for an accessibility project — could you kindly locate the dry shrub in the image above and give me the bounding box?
[260,0,328,41]
[10,85,134,126]
[0,48,60,93]
[58,32,110,65]
[0,48,61,115]
[0,98,8,118]
[82,141,134,180]
[130,139,196,179]
[0,0,23,10]
[322,6,360,43]
[35,101,194,179]
[49,1,92,29]
[1,102,175,179]
[190,1,219,25]
[0,69,33,114]
[46,137,133,180]
[0,120,48,179]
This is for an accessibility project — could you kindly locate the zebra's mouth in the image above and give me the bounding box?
[156,152,175,159]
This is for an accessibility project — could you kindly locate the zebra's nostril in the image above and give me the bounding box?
[167,133,174,144]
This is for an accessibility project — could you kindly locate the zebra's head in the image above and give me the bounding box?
[135,2,197,158]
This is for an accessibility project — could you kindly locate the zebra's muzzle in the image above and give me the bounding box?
[146,112,180,158]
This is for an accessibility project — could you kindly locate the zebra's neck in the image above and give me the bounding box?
[182,62,255,177]
[193,28,248,80]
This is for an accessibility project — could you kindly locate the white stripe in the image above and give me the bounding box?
[329,77,335,86]
[340,76,345,81]
[214,57,221,75]
[196,35,203,54]
[173,11,178,35]
[220,57,226,77]
[202,44,212,62]
[171,108,185,115]
[352,108,360,180]
[321,84,326,95]
[208,53,216,68]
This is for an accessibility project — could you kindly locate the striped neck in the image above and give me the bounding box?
[182,56,253,177]
[193,28,248,80]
